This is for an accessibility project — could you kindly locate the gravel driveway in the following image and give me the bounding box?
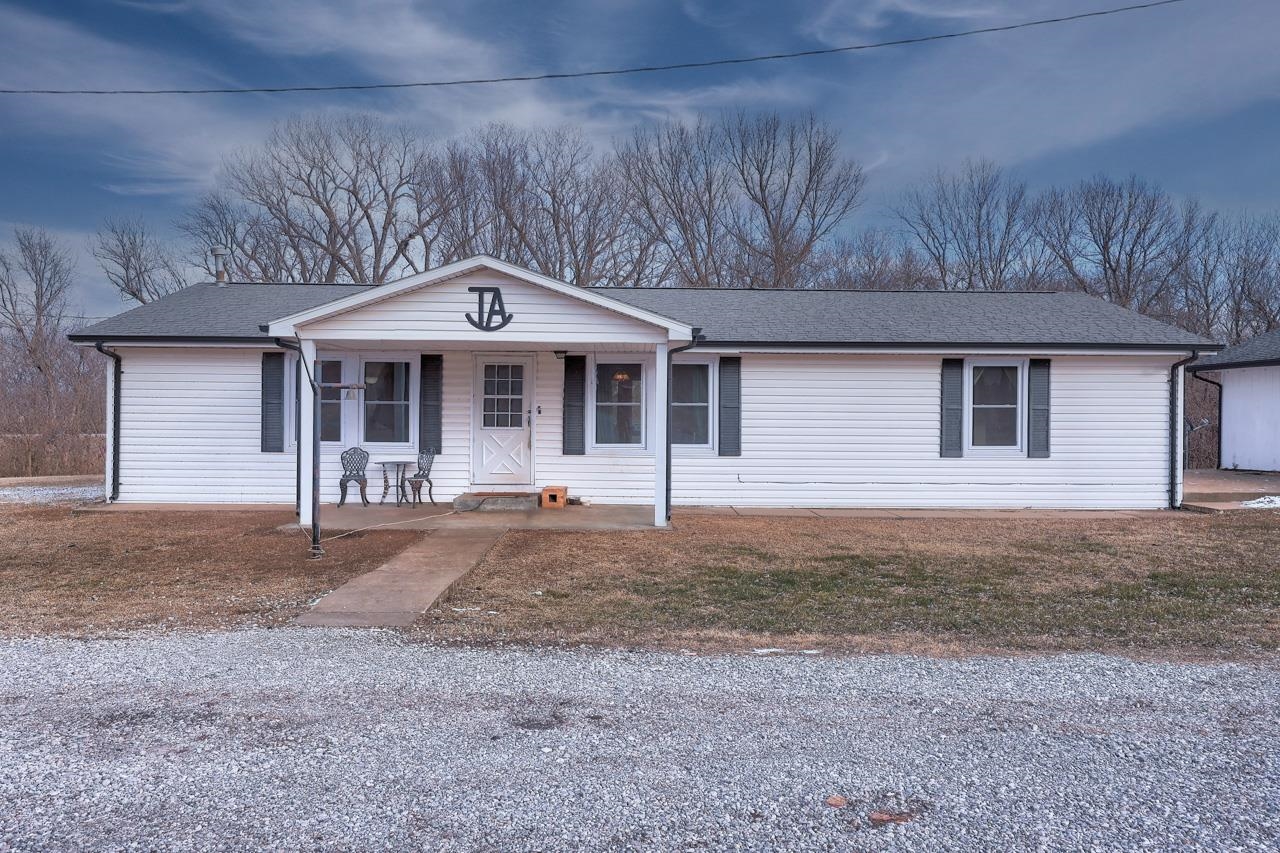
[1,630,1276,851]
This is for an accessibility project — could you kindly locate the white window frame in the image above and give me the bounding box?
[670,355,717,452]
[587,354,650,453]
[315,357,347,445]
[358,354,418,448]
[963,358,1028,456]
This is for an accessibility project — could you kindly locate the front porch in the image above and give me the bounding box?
[267,260,698,530]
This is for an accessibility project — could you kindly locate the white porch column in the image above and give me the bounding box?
[654,343,669,528]
[298,338,317,526]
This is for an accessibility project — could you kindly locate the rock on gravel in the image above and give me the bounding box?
[0,629,1276,852]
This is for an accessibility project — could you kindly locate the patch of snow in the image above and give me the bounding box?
[1241,495,1280,509]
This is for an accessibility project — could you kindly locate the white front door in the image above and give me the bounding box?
[472,357,534,486]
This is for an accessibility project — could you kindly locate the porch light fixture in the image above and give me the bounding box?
[553,350,567,360]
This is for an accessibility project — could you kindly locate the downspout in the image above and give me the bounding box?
[665,328,703,521]
[275,336,321,556]
[94,342,122,502]
[273,337,303,517]
[1191,372,1223,470]
[1169,350,1199,509]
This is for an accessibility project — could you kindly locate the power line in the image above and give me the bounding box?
[0,0,1192,96]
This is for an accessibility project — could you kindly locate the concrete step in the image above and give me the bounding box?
[453,492,539,512]
[1181,501,1263,514]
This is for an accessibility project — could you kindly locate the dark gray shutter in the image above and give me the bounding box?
[1028,359,1051,458]
[718,356,742,457]
[261,352,285,453]
[940,358,964,458]
[419,354,443,453]
[562,355,586,455]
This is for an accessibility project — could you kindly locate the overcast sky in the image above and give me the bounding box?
[2,0,1278,318]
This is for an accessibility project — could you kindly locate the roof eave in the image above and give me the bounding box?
[1188,356,1280,372]
[700,339,1216,351]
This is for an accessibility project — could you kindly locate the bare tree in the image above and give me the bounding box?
[182,114,435,284]
[620,118,735,288]
[723,112,866,289]
[816,230,933,290]
[1034,174,1202,312]
[0,227,73,413]
[93,216,188,304]
[895,160,1041,291]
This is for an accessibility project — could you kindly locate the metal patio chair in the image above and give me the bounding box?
[337,446,370,508]
[405,450,436,507]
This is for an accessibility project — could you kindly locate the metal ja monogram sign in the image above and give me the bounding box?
[465,286,513,332]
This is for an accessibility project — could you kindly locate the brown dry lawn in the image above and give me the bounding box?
[419,512,1280,659]
[0,505,419,636]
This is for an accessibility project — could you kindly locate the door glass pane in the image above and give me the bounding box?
[482,363,524,429]
[973,407,1017,447]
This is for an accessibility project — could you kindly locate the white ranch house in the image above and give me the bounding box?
[70,257,1216,525]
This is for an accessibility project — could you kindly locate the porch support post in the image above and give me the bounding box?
[654,342,669,528]
[298,338,318,527]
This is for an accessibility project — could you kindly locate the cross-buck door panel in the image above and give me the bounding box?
[472,358,534,486]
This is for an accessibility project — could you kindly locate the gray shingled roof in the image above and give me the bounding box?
[70,281,1215,349]
[596,288,1214,348]
[69,283,371,342]
[1189,327,1280,371]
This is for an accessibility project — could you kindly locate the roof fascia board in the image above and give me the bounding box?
[266,256,694,338]
[699,341,1215,353]
[1187,357,1280,372]
[69,335,272,346]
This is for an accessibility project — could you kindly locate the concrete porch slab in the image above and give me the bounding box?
[295,527,502,628]
[1184,468,1280,509]
[318,502,654,532]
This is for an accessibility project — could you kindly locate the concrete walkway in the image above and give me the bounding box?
[295,528,502,628]
[1183,468,1280,512]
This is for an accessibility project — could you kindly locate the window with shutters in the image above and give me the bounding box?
[671,360,716,448]
[593,362,644,446]
[965,359,1027,453]
[362,359,413,444]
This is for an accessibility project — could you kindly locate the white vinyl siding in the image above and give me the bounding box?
[301,270,668,345]
[116,347,298,503]
[113,346,1179,510]
[672,353,1179,509]
[1219,365,1280,472]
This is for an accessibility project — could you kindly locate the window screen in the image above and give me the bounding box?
[971,364,1019,447]
[595,363,643,445]
[671,363,710,445]
[363,361,411,443]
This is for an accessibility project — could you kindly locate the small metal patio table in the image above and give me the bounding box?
[376,460,416,506]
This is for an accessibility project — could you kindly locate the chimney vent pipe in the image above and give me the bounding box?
[211,246,230,285]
